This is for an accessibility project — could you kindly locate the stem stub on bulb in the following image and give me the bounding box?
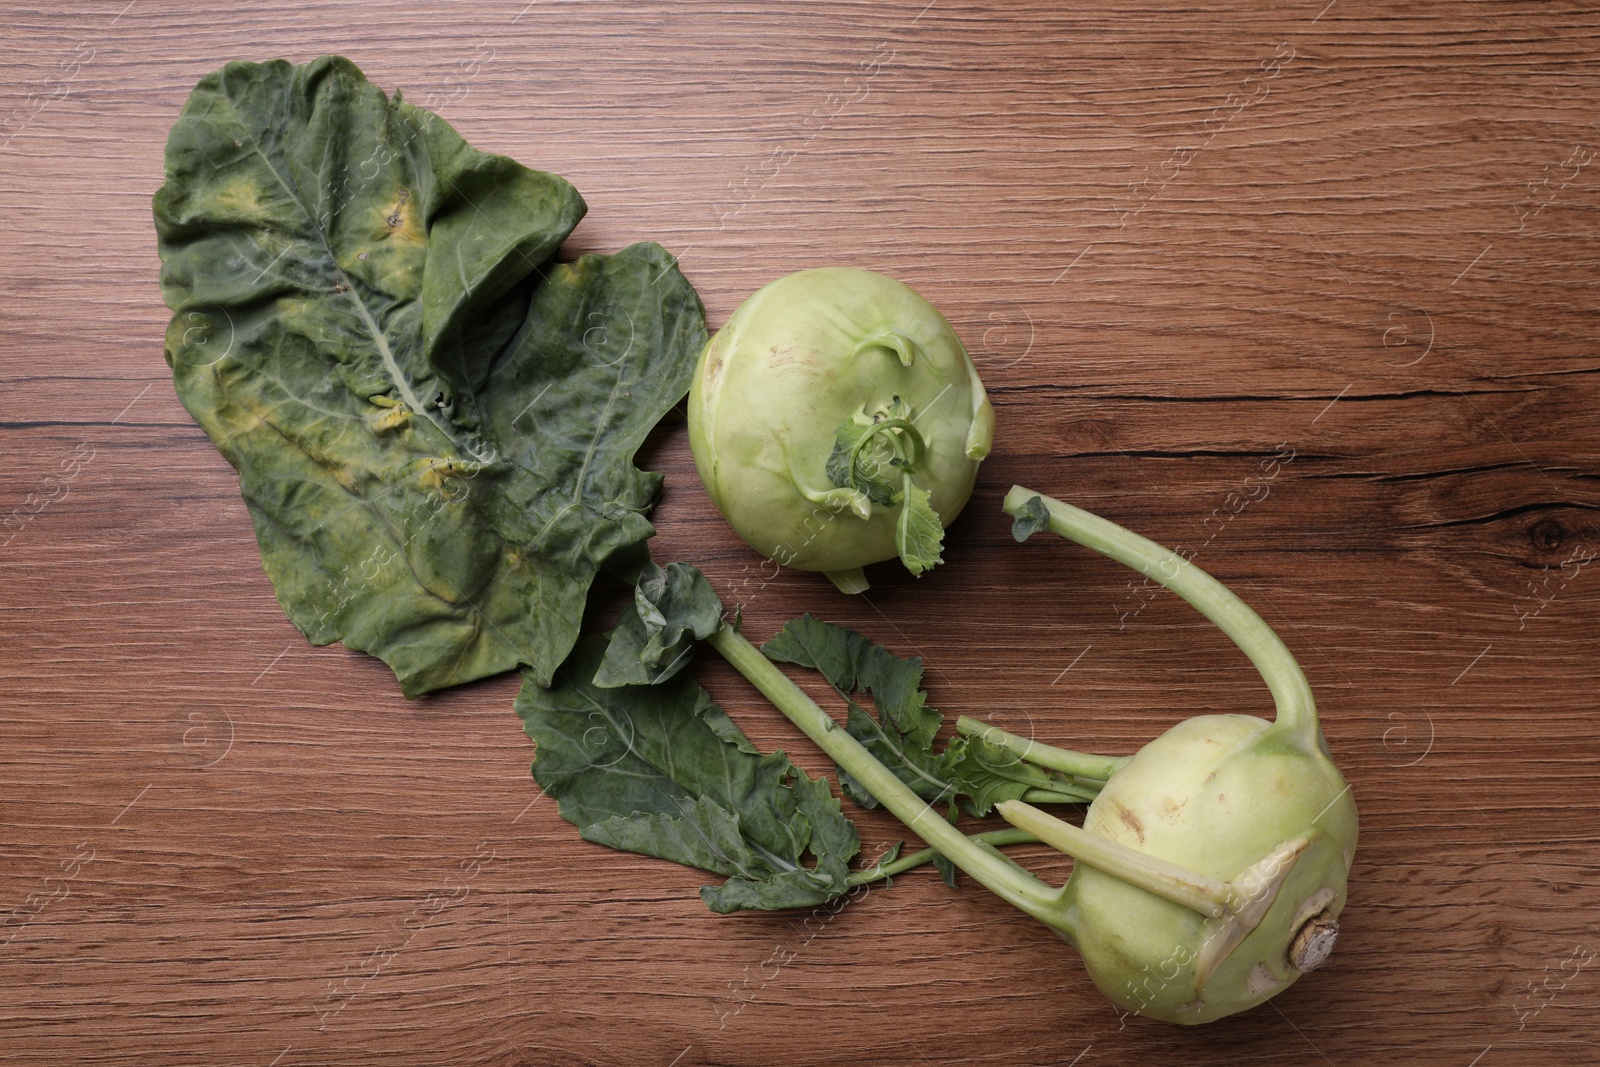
[1288,913,1340,973]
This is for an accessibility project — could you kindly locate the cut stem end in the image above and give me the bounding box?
[1288,913,1340,972]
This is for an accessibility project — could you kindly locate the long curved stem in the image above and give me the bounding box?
[707,622,1067,929]
[1003,486,1319,750]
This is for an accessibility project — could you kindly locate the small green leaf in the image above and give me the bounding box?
[932,853,958,889]
[591,610,697,688]
[1011,494,1052,542]
[824,417,898,506]
[594,561,722,687]
[636,561,724,654]
[895,476,945,576]
[822,399,949,580]
[761,616,1097,818]
[517,634,859,913]
[761,615,957,810]
[942,732,1089,815]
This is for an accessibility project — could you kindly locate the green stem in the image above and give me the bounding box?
[846,828,1040,886]
[848,416,924,483]
[823,567,870,595]
[852,330,920,368]
[1003,486,1319,751]
[955,715,1130,781]
[1021,785,1104,805]
[996,800,1231,917]
[707,623,1067,929]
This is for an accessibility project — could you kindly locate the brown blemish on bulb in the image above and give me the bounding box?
[1115,803,1145,845]
[763,343,815,373]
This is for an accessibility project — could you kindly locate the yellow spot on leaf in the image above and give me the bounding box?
[378,187,424,246]
[369,403,410,433]
[329,464,360,493]
[417,459,458,491]
[212,177,266,218]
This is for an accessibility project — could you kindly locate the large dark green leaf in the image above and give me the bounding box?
[154,57,705,695]
[516,636,859,912]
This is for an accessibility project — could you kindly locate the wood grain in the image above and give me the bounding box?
[3,1,1598,1063]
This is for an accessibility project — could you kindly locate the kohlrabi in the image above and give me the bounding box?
[698,486,1357,1024]
[688,267,994,593]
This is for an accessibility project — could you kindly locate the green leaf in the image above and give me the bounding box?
[760,615,958,810]
[824,417,899,506]
[1010,494,1052,542]
[761,616,1096,817]
[822,398,949,579]
[895,476,945,576]
[590,610,697,689]
[594,561,723,687]
[633,561,724,665]
[824,396,918,507]
[516,635,859,912]
[154,57,705,696]
[941,732,1090,816]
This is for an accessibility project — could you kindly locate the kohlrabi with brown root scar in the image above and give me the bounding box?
[700,486,1357,1024]
[687,268,993,593]
[995,487,1357,1022]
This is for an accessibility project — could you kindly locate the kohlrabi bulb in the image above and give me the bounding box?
[1060,713,1358,1024]
[688,268,994,593]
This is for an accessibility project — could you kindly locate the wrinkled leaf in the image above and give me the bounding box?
[154,56,705,695]
[590,610,696,689]
[594,561,723,687]
[517,635,859,913]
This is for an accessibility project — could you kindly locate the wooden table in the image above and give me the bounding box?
[4,2,1596,1063]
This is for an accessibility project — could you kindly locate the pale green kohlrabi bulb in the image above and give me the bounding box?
[688,268,994,593]
[1059,713,1358,1023]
